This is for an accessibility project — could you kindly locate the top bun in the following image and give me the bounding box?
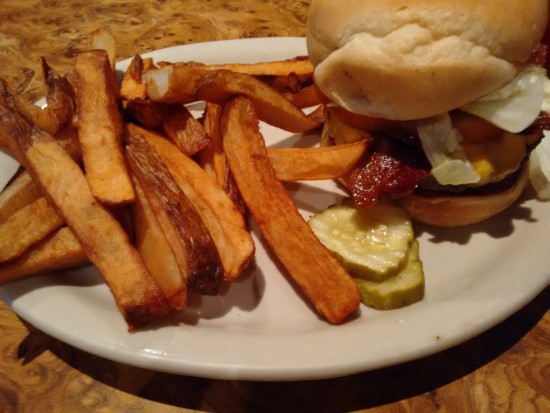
[306,0,548,120]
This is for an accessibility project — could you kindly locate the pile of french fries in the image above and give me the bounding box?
[0,31,371,329]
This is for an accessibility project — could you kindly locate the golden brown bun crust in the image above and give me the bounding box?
[306,0,548,120]
[397,167,530,227]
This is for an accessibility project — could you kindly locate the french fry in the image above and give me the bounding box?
[132,177,187,309]
[162,104,210,156]
[0,60,75,138]
[195,70,321,132]
[196,56,313,77]
[0,171,42,223]
[268,140,370,181]
[120,55,148,100]
[0,92,170,329]
[0,227,87,285]
[91,28,117,73]
[0,197,64,263]
[144,63,209,103]
[145,66,321,133]
[75,49,135,205]
[283,84,328,108]
[322,107,376,146]
[128,124,255,281]
[125,133,224,295]
[120,55,156,101]
[196,102,246,214]
[221,96,360,324]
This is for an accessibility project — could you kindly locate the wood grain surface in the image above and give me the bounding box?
[0,1,549,412]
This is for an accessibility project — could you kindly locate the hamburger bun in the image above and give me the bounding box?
[306,0,548,120]
[397,167,530,227]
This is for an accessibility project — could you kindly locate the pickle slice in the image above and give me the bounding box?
[354,240,425,310]
[308,199,414,281]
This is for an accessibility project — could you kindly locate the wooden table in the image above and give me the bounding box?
[0,1,548,411]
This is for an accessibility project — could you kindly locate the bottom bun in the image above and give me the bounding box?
[397,167,530,227]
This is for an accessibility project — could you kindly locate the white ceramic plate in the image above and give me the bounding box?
[1,38,549,381]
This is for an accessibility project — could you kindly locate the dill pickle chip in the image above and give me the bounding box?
[308,199,414,281]
[354,240,425,310]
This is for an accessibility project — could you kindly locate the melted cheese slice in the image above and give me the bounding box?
[463,132,526,185]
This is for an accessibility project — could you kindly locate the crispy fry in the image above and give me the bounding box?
[144,63,209,103]
[198,56,313,77]
[91,28,117,72]
[196,103,247,216]
[322,107,376,146]
[221,96,360,324]
[0,227,87,285]
[0,171,42,223]
[0,197,64,263]
[123,99,171,130]
[0,95,170,329]
[197,103,225,185]
[75,49,135,205]
[195,70,321,132]
[0,61,75,138]
[162,104,210,156]
[120,55,148,100]
[283,84,328,108]
[132,176,187,309]
[129,124,255,281]
[268,140,370,181]
[125,133,224,295]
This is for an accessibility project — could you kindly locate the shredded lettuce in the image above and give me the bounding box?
[416,113,480,185]
[529,130,550,200]
[461,65,546,133]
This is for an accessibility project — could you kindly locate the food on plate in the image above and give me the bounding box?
[129,124,255,282]
[354,240,424,310]
[306,0,550,226]
[308,199,424,308]
[308,200,416,281]
[125,134,224,296]
[0,227,87,284]
[0,171,42,223]
[144,65,321,132]
[0,197,63,263]
[0,86,171,329]
[267,140,370,181]
[221,95,360,324]
[75,50,135,206]
[132,176,187,310]
[0,29,433,328]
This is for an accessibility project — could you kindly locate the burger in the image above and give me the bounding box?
[306,0,550,226]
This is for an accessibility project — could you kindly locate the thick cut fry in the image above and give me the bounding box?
[0,227,87,285]
[120,55,148,100]
[0,197,64,263]
[125,133,223,295]
[75,49,135,205]
[0,96,170,329]
[162,104,210,156]
[197,56,313,77]
[283,84,328,108]
[0,171,42,223]
[195,70,321,133]
[322,107,375,146]
[132,177,187,309]
[144,64,209,103]
[196,103,246,214]
[145,66,320,132]
[268,140,370,181]
[91,28,117,72]
[0,60,74,137]
[128,124,255,281]
[221,96,360,324]
[197,102,226,185]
